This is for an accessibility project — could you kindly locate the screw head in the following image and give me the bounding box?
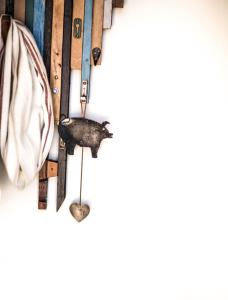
[52,87,59,94]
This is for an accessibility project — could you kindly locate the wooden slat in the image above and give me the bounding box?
[14,0,25,22]
[57,0,73,211]
[33,0,45,55]
[6,0,14,16]
[103,0,112,29]
[57,147,67,211]
[112,0,124,8]
[0,0,6,15]
[47,161,58,178]
[38,0,53,209]
[39,160,58,180]
[71,0,84,70]
[91,0,104,66]
[25,0,34,32]
[38,180,48,209]
[43,0,53,79]
[50,0,64,122]
[39,161,48,180]
[81,0,93,99]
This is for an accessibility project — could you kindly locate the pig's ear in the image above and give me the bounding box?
[102,121,110,127]
[60,114,67,122]
[60,117,71,125]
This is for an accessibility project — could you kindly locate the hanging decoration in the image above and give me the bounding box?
[0,0,124,221]
[58,117,113,157]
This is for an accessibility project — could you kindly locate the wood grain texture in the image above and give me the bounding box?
[57,0,73,211]
[59,0,72,124]
[91,0,104,66]
[25,0,34,32]
[6,0,14,16]
[38,180,48,209]
[0,0,5,14]
[47,161,58,177]
[39,160,58,180]
[81,0,93,99]
[103,0,112,29]
[71,0,84,70]
[43,0,53,79]
[50,0,64,122]
[33,0,45,55]
[112,0,124,8]
[39,160,48,180]
[57,147,67,211]
[14,0,25,22]
[38,0,53,209]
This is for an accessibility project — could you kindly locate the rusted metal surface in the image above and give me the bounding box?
[69,203,90,222]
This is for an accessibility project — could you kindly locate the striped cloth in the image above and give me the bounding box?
[0,15,54,188]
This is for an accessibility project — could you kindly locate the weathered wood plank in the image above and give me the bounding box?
[71,0,84,70]
[112,0,124,8]
[81,0,93,99]
[47,161,58,178]
[6,0,14,16]
[57,147,67,211]
[33,0,45,55]
[38,0,53,209]
[38,180,48,209]
[0,0,5,15]
[43,0,53,79]
[50,0,64,122]
[39,160,58,180]
[25,0,34,32]
[14,0,25,22]
[103,0,112,29]
[57,0,73,211]
[91,0,104,66]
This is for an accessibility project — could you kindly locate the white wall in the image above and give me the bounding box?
[1,0,228,299]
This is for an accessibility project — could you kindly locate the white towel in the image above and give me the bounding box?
[0,15,54,188]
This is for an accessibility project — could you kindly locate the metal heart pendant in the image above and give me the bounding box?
[69,203,90,222]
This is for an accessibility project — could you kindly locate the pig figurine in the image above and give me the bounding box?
[58,117,113,158]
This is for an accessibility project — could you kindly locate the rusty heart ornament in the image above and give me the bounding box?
[69,203,90,222]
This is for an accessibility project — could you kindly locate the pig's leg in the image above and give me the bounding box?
[91,146,99,158]
[66,143,76,155]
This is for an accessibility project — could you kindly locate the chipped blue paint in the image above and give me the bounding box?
[33,0,45,55]
[81,0,93,101]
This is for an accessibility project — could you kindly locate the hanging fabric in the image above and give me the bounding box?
[0,15,54,188]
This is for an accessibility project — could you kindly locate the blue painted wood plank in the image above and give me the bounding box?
[33,0,45,55]
[81,0,93,101]
[25,0,34,32]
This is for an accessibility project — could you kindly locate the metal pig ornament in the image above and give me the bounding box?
[58,117,113,158]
